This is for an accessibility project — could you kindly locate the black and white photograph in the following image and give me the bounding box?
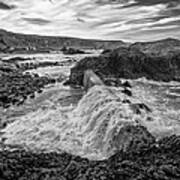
[0,0,180,179]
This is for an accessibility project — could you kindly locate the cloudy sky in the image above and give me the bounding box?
[0,0,180,41]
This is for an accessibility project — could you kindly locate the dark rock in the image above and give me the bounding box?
[37,89,43,93]
[62,47,86,55]
[49,78,56,84]
[121,88,132,96]
[130,103,152,114]
[0,62,59,108]
[1,133,179,180]
[112,125,155,152]
[122,81,132,88]
[30,94,35,99]
[138,103,152,112]
[122,99,131,104]
[68,45,180,86]
[104,78,122,87]
[63,80,71,86]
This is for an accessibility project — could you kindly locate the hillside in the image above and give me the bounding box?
[130,38,180,56]
[0,29,127,53]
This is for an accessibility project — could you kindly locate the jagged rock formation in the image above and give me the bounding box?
[83,70,104,91]
[68,45,180,86]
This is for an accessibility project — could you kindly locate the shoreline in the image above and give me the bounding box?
[0,45,180,179]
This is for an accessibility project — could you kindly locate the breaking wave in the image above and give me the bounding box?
[2,84,180,160]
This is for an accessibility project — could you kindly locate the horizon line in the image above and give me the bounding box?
[1,28,180,43]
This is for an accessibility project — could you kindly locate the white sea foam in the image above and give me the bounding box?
[2,84,180,160]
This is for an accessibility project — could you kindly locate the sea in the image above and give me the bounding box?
[0,51,180,160]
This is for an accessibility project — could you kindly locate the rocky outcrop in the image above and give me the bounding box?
[0,61,57,109]
[83,70,104,91]
[1,133,180,180]
[112,125,155,152]
[67,55,110,86]
[68,46,180,86]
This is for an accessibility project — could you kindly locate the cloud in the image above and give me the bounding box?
[129,0,179,7]
[0,0,179,41]
[22,17,51,25]
[0,1,15,10]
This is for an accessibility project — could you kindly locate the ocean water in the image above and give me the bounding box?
[1,52,180,160]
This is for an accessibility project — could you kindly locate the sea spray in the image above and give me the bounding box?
[2,85,180,160]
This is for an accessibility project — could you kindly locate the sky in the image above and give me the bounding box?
[0,0,180,41]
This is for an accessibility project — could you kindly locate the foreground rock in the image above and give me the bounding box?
[68,46,180,86]
[83,70,104,91]
[1,133,180,180]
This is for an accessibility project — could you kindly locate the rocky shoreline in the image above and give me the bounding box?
[1,132,180,180]
[0,59,65,109]
[1,37,180,179]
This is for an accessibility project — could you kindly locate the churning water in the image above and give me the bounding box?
[1,53,180,160]
[2,82,180,160]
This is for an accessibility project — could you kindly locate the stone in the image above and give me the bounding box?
[83,70,104,91]
[122,81,132,88]
[121,88,132,96]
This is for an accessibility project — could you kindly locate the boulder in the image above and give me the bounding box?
[68,46,180,86]
[121,88,132,96]
[113,125,155,152]
[122,81,132,88]
[83,70,104,91]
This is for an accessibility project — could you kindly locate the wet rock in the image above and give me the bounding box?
[130,103,152,114]
[63,80,72,86]
[49,78,56,84]
[112,125,155,152]
[121,88,132,96]
[0,62,60,108]
[122,99,131,104]
[68,46,180,86]
[104,78,122,87]
[30,93,35,99]
[146,116,154,121]
[137,103,152,112]
[122,81,132,88]
[83,70,104,91]
[37,89,43,93]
